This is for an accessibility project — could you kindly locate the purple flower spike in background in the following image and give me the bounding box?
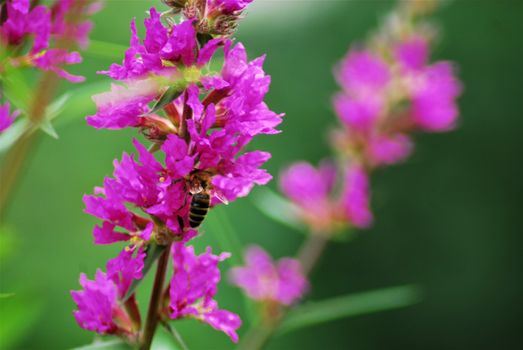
[229,246,308,306]
[280,0,462,237]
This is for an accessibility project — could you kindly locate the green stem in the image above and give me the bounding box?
[0,69,58,217]
[161,321,190,350]
[140,244,171,350]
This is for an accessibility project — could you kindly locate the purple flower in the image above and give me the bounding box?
[212,151,272,203]
[341,166,372,228]
[106,247,146,298]
[169,243,241,342]
[395,37,429,71]
[71,270,121,334]
[333,93,381,133]
[0,0,50,50]
[99,10,202,81]
[280,161,336,232]
[71,246,145,334]
[50,0,101,49]
[86,80,158,129]
[209,0,255,14]
[32,48,85,82]
[338,50,390,96]
[219,43,284,136]
[410,62,462,131]
[367,134,412,166]
[0,102,20,132]
[1,0,99,82]
[229,246,308,305]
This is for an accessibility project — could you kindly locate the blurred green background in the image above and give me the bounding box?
[1,0,523,349]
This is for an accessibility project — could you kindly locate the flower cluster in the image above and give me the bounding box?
[0,0,101,82]
[168,244,241,342]
[279,0,461,234]
[71,247,145,337]
[230,246,308,306]
[73,0,281,344]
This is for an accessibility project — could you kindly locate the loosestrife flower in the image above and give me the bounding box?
[229,246,308,306]
[0,0,101,82]
[168,244,241,342]
[71,247,145,336]
[0,102,19,132]
[279,0,461,234]
[73,1,280,345]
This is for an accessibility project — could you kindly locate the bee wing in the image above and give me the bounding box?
[212,189,229,205]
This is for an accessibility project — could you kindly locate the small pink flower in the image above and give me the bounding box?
[229,246,308,305]
[337,50,390,96]
[367,134,413,166]
[410,62,462,131]
[280,161,336,231]
[71,247,145,334]
[395,37,429,71]
[0,102,20,132]
[341,166,372,228]
[71,271,120,334]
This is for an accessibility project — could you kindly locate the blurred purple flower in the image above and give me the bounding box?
[0,102,20,132]
[341,166,372,228]
[229,246,308,305]
[280,162,336,232]
[0,0,100,82]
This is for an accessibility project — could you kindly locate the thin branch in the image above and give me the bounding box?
[140,244,171,350]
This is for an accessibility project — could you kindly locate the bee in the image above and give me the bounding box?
[187,171,228,228]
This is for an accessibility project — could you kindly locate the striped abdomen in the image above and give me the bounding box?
[189,192,210,228]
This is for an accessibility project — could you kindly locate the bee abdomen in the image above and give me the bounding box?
[189,193,210,228]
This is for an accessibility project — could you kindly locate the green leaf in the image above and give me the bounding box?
[0,225,17,260]
[45,93,71,122]
[206,208,258,322]
[208,207,243,267]
[276,285,422,335]
[2,67,31,111]
[160,322,189,350]
[251,188,305,232]
[71,339,130,350]
[149,85,185,115]
[40,119,59,139]
[123,243,166,301]
[0,118,28,154]
[0,293,15,299]
[84,40,128,60]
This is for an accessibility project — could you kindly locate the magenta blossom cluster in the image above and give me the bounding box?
[71,247,145,336]
[229,246,308,306]
[73,1,279,344]
[168,243,241,342]
[0,102,19,132]
[333,36,461,167]
[279,4,461,235]
[0,0,101,82]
